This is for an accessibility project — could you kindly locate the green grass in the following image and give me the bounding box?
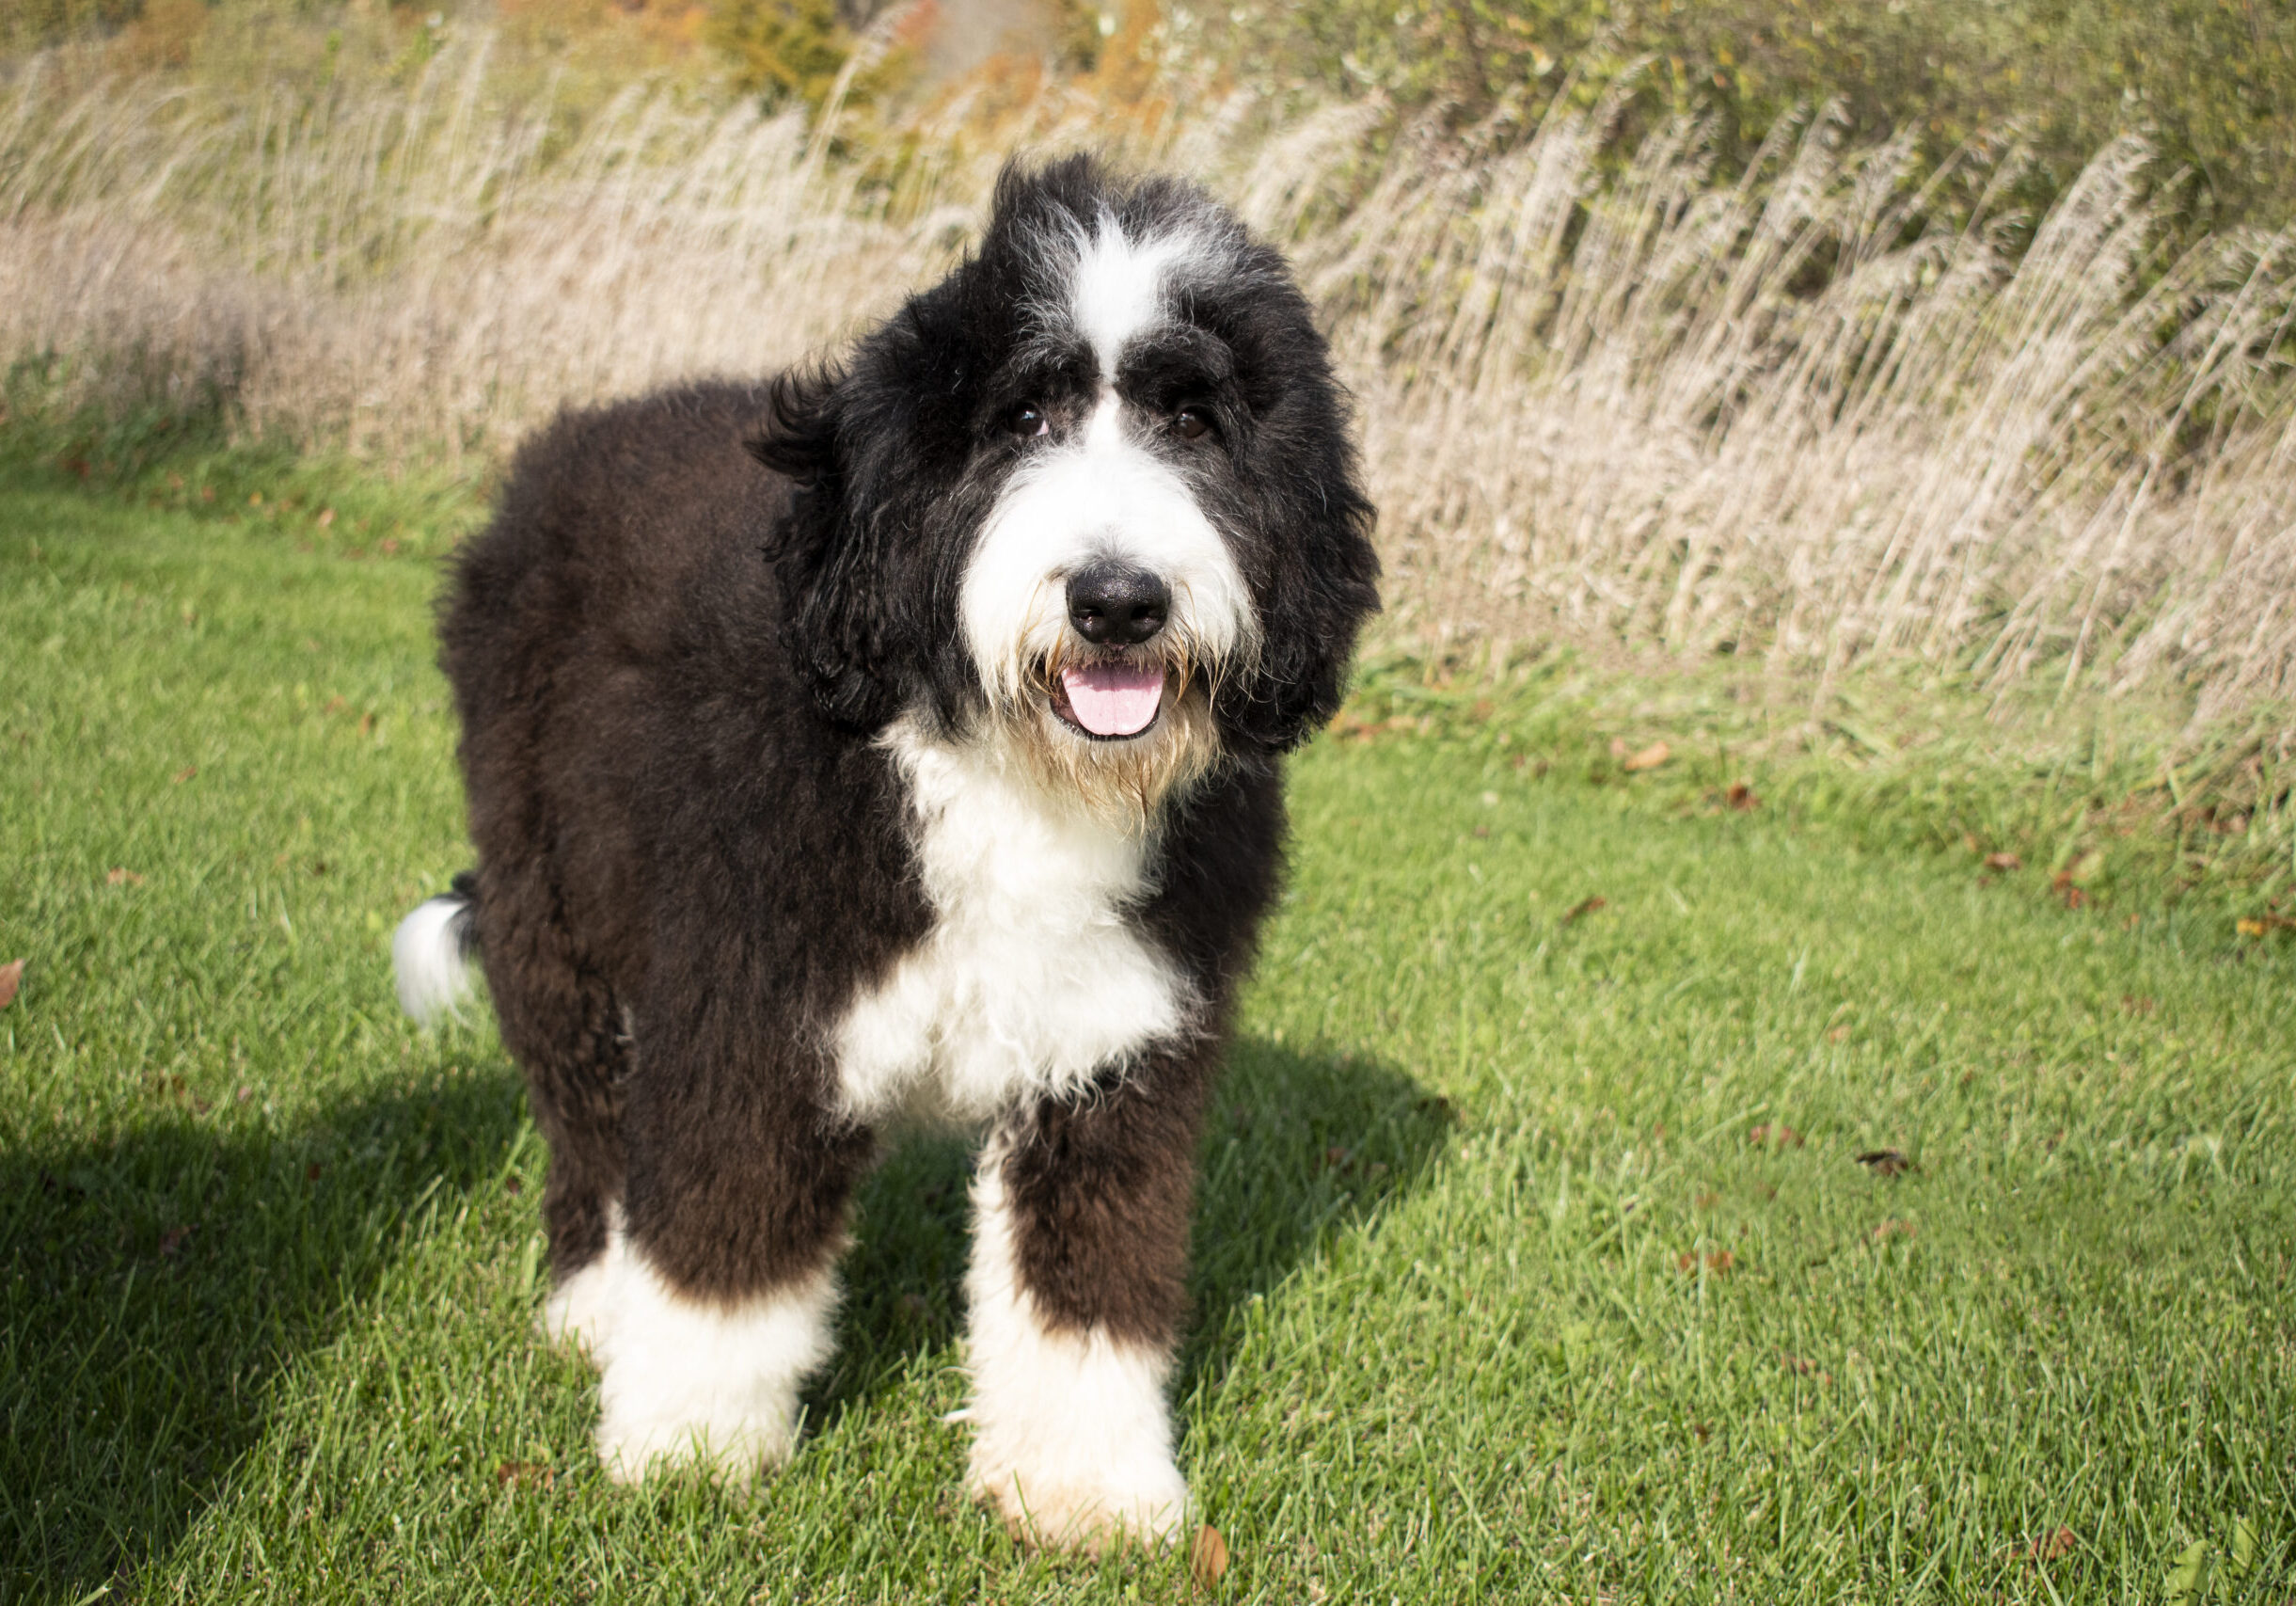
[4,456,2294,1604]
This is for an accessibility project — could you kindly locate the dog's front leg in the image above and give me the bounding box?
[964,1054,1212,1553]
[585,980,874,1486]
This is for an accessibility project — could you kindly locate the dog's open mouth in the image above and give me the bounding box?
[1050,660,1168,739]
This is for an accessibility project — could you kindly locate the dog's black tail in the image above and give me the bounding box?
[391,869,480,1026]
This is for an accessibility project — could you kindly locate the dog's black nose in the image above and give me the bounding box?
[1066,562,1171,646]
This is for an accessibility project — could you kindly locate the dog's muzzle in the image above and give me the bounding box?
[1053,561,1173,739]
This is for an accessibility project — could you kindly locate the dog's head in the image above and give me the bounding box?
[753,155,1379,817]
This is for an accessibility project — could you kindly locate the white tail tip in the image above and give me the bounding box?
[392,892,476,1026]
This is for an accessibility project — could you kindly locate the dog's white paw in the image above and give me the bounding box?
[595,1395,800,1485]
[553,1231,837,1487]
[969,1450,1193,1554]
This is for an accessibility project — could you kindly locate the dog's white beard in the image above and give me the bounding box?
[988,676,1224,829]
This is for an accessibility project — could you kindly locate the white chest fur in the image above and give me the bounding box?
[831,717,1193,1126]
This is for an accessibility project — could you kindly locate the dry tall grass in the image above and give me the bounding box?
[5,43,2294,730]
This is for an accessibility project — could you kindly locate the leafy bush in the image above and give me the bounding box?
[2,0,138,54]
[1200,0,2296,231]
[705,0,862,110]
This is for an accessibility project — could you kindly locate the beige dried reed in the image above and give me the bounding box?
[3,44,2293,728]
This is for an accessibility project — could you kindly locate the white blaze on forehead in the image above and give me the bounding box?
[1067,213,1207,381]
[1084,388,1123,450]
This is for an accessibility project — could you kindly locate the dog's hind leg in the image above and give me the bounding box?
[962,1045,1216,1554]
[460,860,633,1353]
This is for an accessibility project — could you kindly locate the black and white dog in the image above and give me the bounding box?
[391,155,1378,1551]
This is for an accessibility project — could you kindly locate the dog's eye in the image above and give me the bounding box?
[1174,407,1212,440]
[1006,404,1049,438]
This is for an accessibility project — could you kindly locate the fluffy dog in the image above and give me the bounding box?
[391,154,1379,1551]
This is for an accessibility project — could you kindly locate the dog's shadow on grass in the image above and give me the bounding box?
[3,1041,1440,1597]
[0,1060,527,1601]
[815,1037,1453,1425]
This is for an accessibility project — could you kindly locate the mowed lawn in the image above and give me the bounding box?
[3,469,2292,1605]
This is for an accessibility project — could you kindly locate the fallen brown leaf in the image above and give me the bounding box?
[158,1225,194,1257]
[2028,1526,2075,1563]
[0,959,21,1010]
[1677,1248,1735,1275]
[2237,914,2296,937]
[1562,896,1607,925]
[1871,1218,1917,1242]
[1622,740,1671,772]
[1750,1122,1803,1149]
[1190,1523,1229,1589]
[1983,851,2021,872]
[172,765,197,784]
[2051,871,2087,909]
[1856,1149,1915,1178]
[1725,780,1759,811]
[105,867,145,886]
[496,1461,555,1491]
[316,507,336,528]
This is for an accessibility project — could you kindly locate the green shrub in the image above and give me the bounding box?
[1204,0,2296,231]
[705,0,856,110]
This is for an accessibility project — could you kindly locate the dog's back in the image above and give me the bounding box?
[439,379,815,992]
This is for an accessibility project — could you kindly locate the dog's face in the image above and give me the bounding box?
[755,157,1378,816]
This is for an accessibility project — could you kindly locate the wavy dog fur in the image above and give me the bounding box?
[394,154,1378,1552]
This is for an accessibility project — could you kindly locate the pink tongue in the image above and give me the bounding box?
[1061,662,1165,737]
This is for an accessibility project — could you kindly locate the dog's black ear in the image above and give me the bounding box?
[747,366,840,485]
[749,367,910,731]
[1217,424,1382,753]
[1230,492,1381,751]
